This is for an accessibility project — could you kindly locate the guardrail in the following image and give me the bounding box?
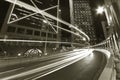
[94,49,116,80]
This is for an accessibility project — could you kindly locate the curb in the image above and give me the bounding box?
[95,49,115,80]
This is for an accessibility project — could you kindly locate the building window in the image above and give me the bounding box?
[48,33,52,38]
[34,31,40,36]
[7,26,16,33]
[53,34,57,38]
[26,29,33,35]
[41,32,46,37]
[17,28,25,34]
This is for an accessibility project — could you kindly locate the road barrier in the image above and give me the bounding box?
[94,49,115,80]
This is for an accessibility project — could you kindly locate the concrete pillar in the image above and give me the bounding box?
[1,4,13,34]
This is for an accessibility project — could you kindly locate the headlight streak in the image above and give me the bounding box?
[93,49,111,59]
[0,39,85,46]
[52,25,83,38]
[1,49,93,80]
[30,0,58,33]
[8,5,58,24]
[30,49,93,80]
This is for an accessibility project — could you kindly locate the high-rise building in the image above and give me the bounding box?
[69,0,97,45]
[0,1,60,47]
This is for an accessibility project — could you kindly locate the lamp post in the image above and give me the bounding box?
[96,5,120,54]
[56,0,61,48]
[43,20,48,55]
[96,6,110,24]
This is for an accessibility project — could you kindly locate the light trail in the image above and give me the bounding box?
[0,39,85,46]
[7,0,17,24]
[53,25,83,38]
[1,49,93,80]
[5,0,90,41]
[0,67,24,75]
[8,5,58,24]
[30,0,57,33]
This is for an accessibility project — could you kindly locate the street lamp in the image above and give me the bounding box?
[82,37,86,41]
[43,20,47,23]
[58,9,61,12]
[96,6,104,14]
[43,20,48,55]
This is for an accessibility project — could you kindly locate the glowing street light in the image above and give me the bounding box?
[83,37,86,41]
[96,6,104,14]
[18,53,21,56]
[58,9,61,12]
[43,20,47,23]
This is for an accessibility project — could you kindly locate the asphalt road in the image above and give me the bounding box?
[36,51,107,80]
[0,50,107,80]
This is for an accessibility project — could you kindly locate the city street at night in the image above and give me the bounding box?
[0,0,120,80]
[0,49,107,80]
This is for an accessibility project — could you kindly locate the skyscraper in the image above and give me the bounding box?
[69,0,97,45]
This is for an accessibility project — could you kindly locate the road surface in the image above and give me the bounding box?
[0,50,107,80]
[35,51,107,80]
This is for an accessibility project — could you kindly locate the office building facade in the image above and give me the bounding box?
[69,0,97,45]
[0,1,60,47]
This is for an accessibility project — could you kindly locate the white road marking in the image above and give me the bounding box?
[1,49,93,80]
[0,67,24,75]
[26,50,93,80]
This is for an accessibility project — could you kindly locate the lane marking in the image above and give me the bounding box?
[25,51,92,80]
[1,49,93,80]
[0,67,24,75]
